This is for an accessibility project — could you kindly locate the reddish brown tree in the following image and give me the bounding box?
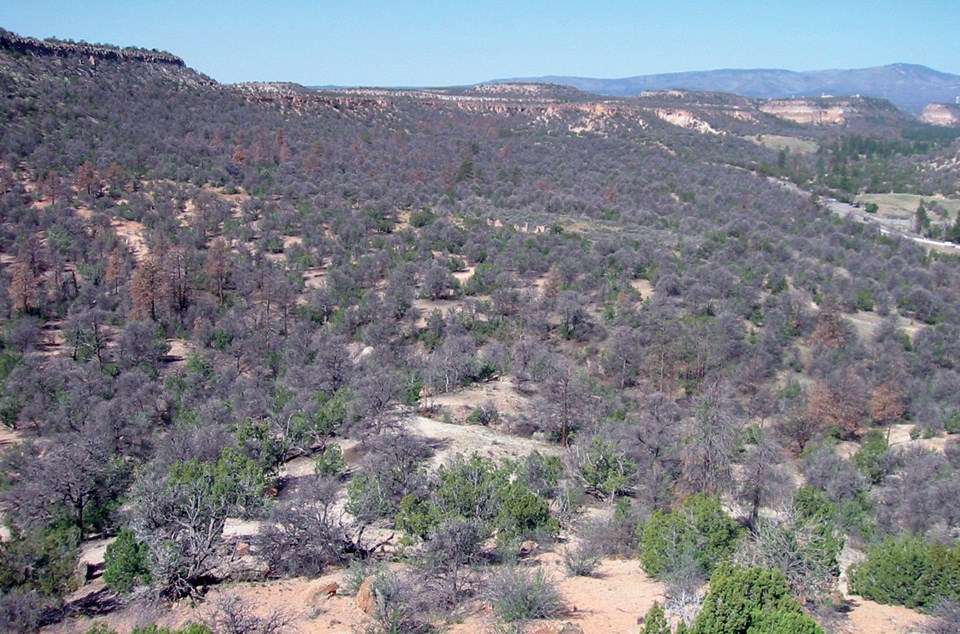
[870,383,906,426]
[7,237,47,315]
[131,257,164,321]
[806,370,868,438]
[809,301,849,349]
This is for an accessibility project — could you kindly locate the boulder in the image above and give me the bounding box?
[309,581,339,603]
[356,577,376,615]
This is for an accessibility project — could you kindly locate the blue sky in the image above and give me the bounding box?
[2,1,958,86]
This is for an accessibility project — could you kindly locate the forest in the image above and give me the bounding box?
[1,28,960,634]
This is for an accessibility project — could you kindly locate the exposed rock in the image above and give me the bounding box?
[919,103,960,127]
[760,99,849,125]
[310,581,339,602]
[653,108,720,134]
[519,540,540,556]
[356,577,376,615]
[0,29,183,66]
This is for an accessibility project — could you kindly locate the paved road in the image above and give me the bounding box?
[821,197,960,251]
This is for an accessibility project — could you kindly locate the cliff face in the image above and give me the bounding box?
[760,99,851,124]
[0,29,183,66]
[919,103,960,127]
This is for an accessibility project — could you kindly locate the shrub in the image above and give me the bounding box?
[849,534,960,611]
[852,430,893,485]
[368,569,434,634]
[569,436,636,500]
[344,558,385,595]
[0,525,79,598]
[562,542,601,577]
[314,444,346,477]
[0,589,45,634]
[103,529,152,593]
[395,454,558,548]
[576,498,642,558]
[486,566,565,623]
[690,564,823,634]
[638,494,742,580]
[640,601,670,634]
[208,593,289,634]
[466,402,499,426]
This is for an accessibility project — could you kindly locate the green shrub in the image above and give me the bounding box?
[640,601,670,634]
[395,454,558,547]
[343,558,385,595]
[0,524,79,598]
[409,209,436,227]
[852,430,891,484]
[849,534,960,611]
[690,564,823,634]
[945,412,960,435]
[314,444,346,477]
[638,494,742,579]
[103,529,152,593]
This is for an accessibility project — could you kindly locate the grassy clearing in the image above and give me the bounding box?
[858,193,960,221]
[749,134,819,154]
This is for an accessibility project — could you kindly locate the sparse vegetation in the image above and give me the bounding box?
[0,26,958,634]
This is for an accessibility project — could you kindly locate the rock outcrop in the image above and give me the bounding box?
[919,103,960,127]
[0,29,183,66]
[355,577,376,615]
[760,99,849,125]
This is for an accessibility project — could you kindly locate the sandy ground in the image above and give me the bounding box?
[427,376,535,423]
[112,219,148,261]
[45,551,928,634]
[46,554,666,634]
[630,279,654,301]
[836,423,950,459]
[844,310,923,340]
[843,599,929,634]
[408,413,561,469]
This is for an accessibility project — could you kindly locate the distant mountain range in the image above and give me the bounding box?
[492,64,960,115]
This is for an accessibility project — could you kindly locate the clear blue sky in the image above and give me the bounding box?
[2,1,958,86]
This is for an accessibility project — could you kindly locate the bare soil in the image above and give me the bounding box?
[45,553,927,634]
[408,413,561,469]
[427,376,535,423]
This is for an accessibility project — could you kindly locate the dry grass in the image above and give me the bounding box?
[751,134,819,154]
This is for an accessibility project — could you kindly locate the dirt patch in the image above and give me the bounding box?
[844,597,928,634]
[113,219,148,262]
[630,279,654,300]
[428,377,533,422]
[408,414,560,469]
[452,265,476,284]
[43,550,927,634]
[412,297,458,328]
[0,427,23,449]
[46,554,666,634]
[837,424,950,459]
[163,339,193,366]
[844,310,923,341]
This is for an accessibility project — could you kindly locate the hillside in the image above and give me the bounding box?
[496,63,960,115]
[0,29,959,634]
